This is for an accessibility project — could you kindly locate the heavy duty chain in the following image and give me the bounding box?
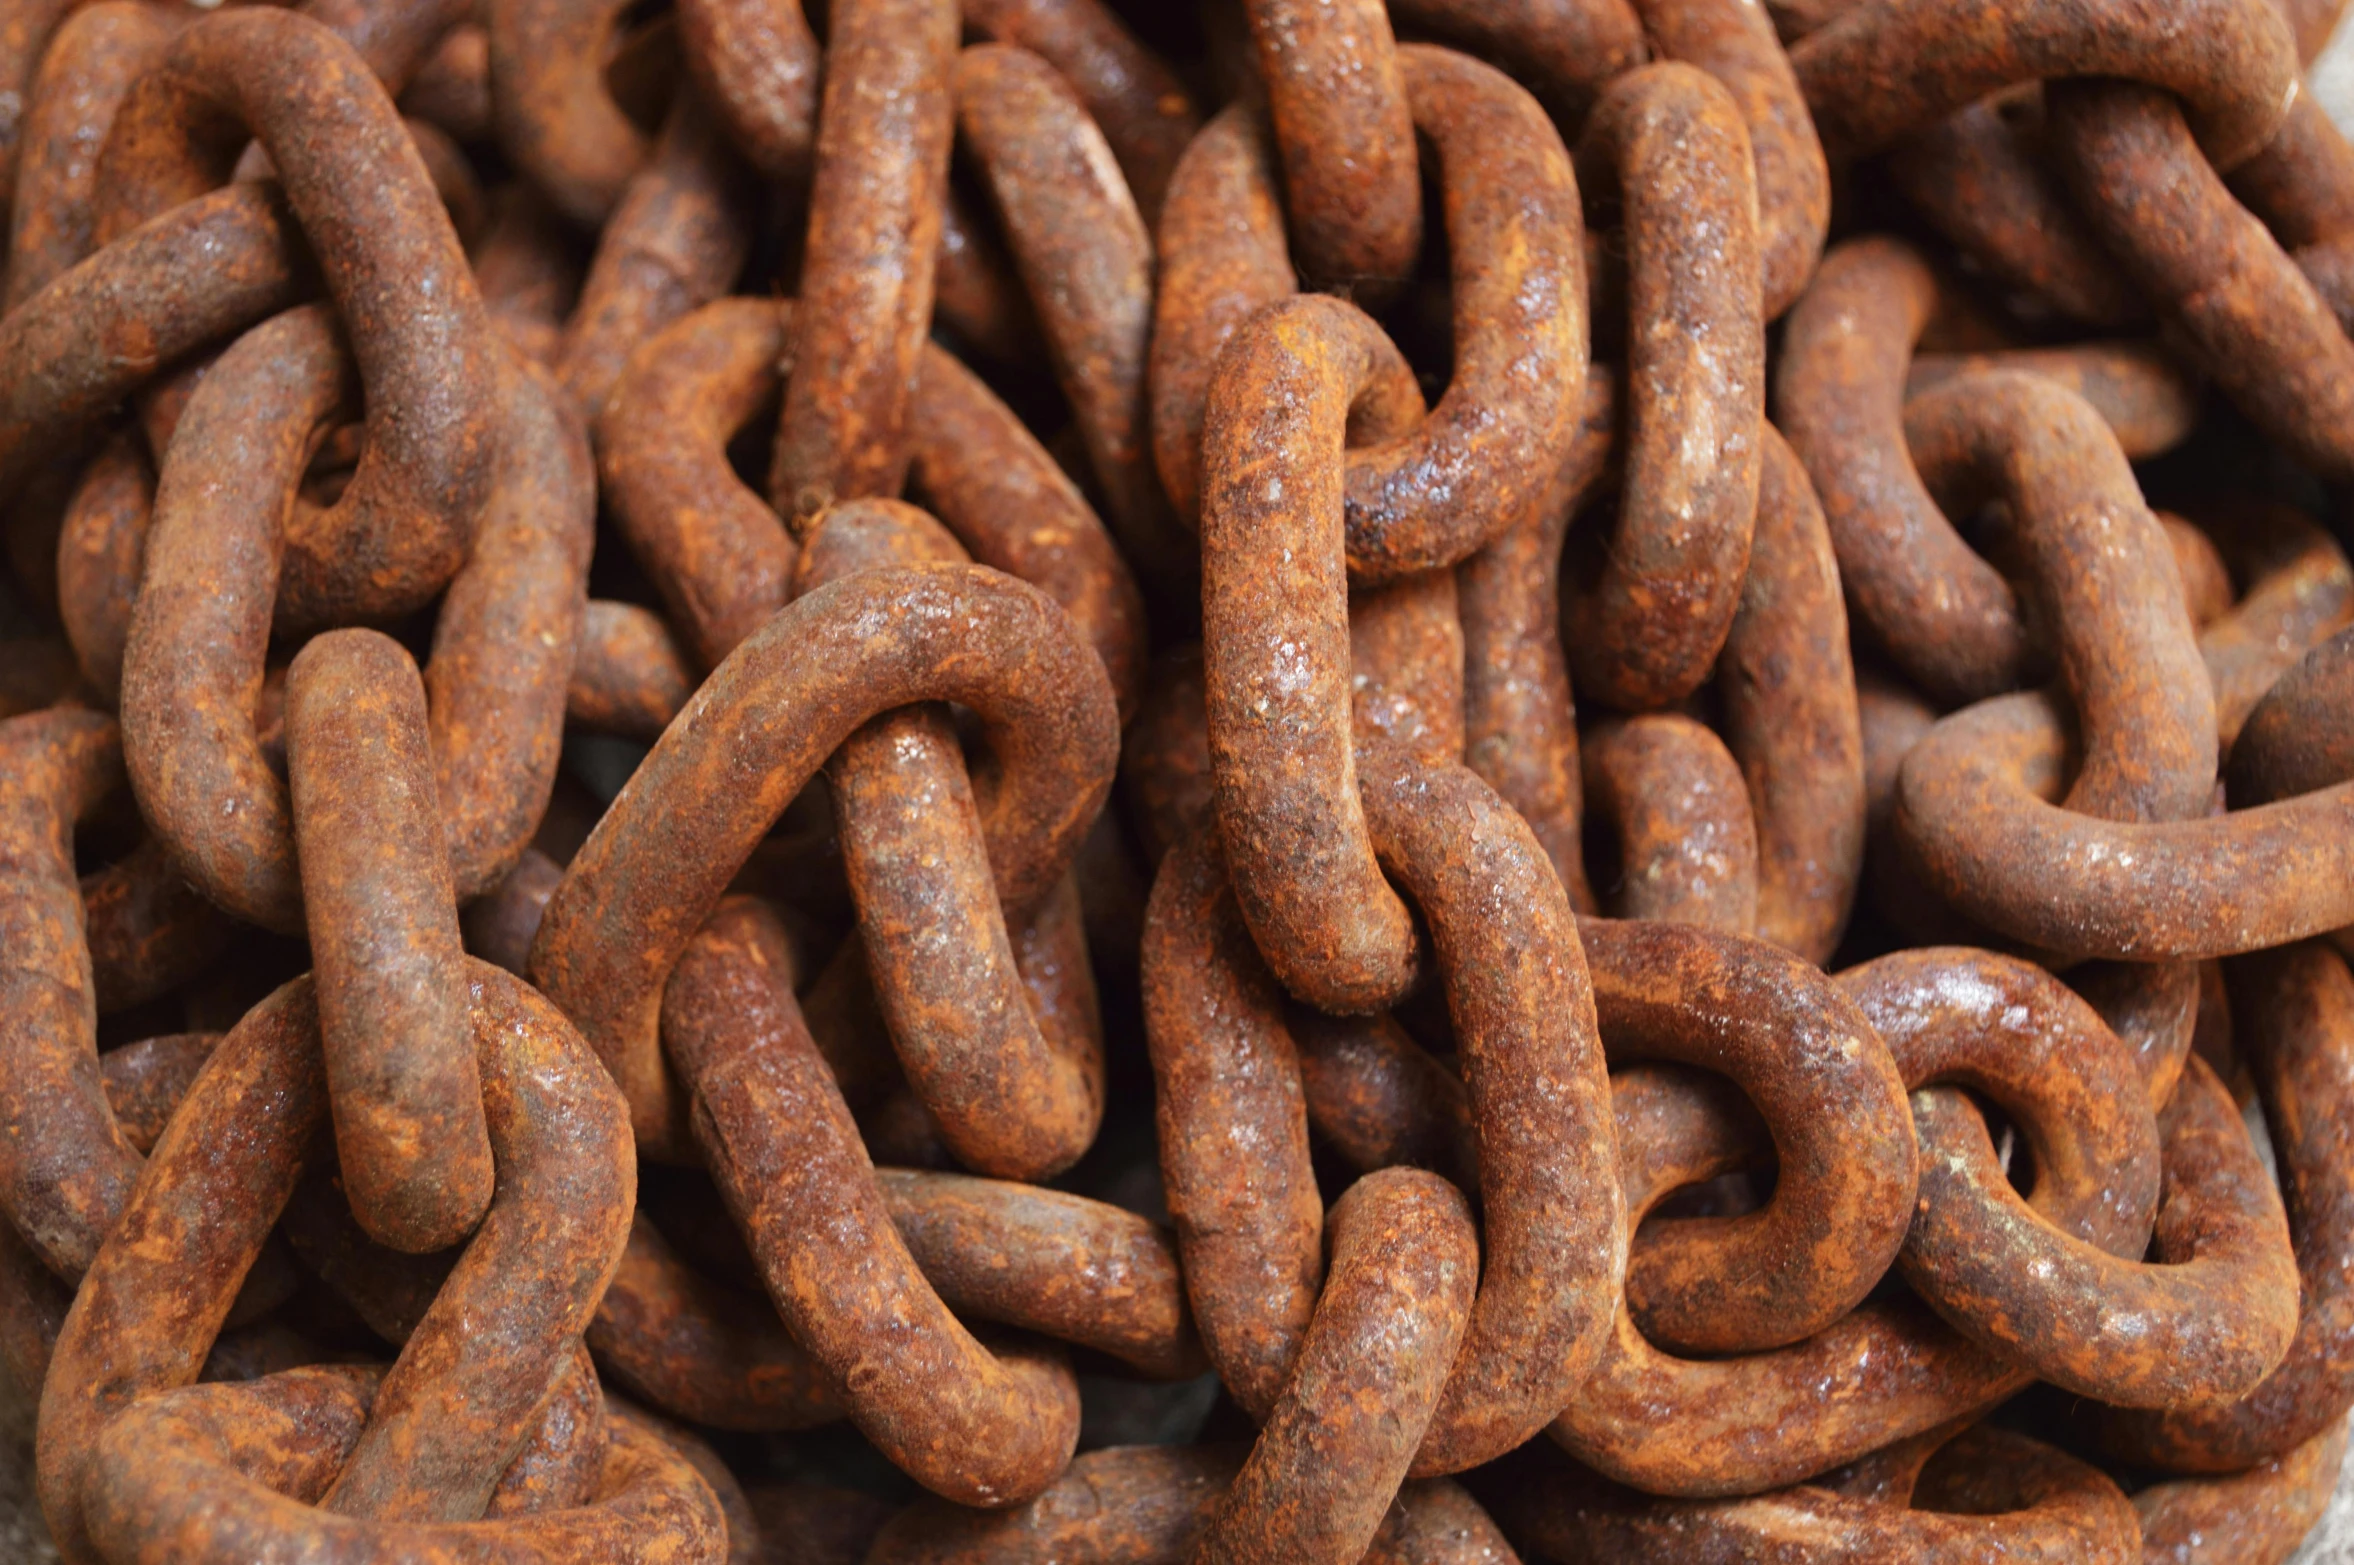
[6,0,2354,1560]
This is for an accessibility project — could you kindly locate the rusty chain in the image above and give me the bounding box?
[5,0,2354,1560]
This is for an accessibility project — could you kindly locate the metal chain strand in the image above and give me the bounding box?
[9,0,2354,1558]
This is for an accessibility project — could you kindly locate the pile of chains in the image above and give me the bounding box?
[7,0,2354,1557]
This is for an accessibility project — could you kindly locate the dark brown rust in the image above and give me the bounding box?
[1358,750,1625,1475]
[1384,0,1645,125]
[1457,370,1614,913]
[423,351,594,901]
[1152,50,1587,586]
[907,344,1147,719]
[1632,0,1827,319]
[768,0,958,530]
[2050,77,2354,481]
[486,0,647,226]
[1198,293,1427,1013]
[1902,370,2214,824]
[1346,43,1588,585]
[866,1444,1512,1564]
[954,42,1192,593]
[2,0,180,315]
[0,706,138,1284]
[79,1366,727,1563]
[95,1031,216,1154]
[1580,714,1761,934]
[1897,689,2354,959]
[2235,624,2354,808]
[604,296,1141,706]
[2196,503,2354,749]
[1717,423,1865,964]
[796,500,1105,1182]
[117,306,345,931]
[1140,832,1323,1420]
[1919,1050,2297,1408]
[567,601,695,744]
[674,0,817,182]
[464,848,568,977]
[875,1168,1203,1380]
[1294,1010,1477,1184]
[1550,1063,2020,1497]
[2131,1417,2351,1565]
[1509,1424,2142,1563]
[1882,89,2149,329]
[285,628,491,1257]
[2103,942,2354,1467]
[1841,950,2186,1405]
[554,87,752,425]
[1586,917,1916,1357]
[0,0,92,226]
[1789,0,2297,170]
[1906,340,2198,460]
[1242,0,1421,299]
[932,185,1043,366]
[1120,647,1215,868]
[52,430,148,706]
[662,893,1080,1507]
[586,1212,842,1433]
[122,307,585,929]
[474,187,583,374]
[528,564,1117,1156]
[1564,60,1763,711]
[1148,103,1290,530]
[1191,1169,1478,1565]
[399,20,490,144]
[598,296,800,671]
[94,5,497,632]
[39,963,633,1556]
[963,0,1201,224]
[1347,568,1465,767]
[1778,237,2028,704]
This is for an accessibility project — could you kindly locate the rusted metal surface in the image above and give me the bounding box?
[1242,0,1420,300]
[1790,0,2298,169]
[80,1367,725,1562]
[11,0,2354,1553]
[0,706,138,1285]
[1882,89,2149,328]
[954,42,1189,592]
[1508,1423,2142,1562]
[1190,1168,1477,1565]
[554,87,751,425]
[1358,751,1624,1475]
[1779,236,2031,704]
[1580,714,1760,934]
[2051,77,2354,482]
[768,0,957,531]
[1198,294,1427,1014]
[286,628,490,1256]
[1564,60,1763,711]
[2134,1417,2352,1564]
[94,6,497,633]
[2104,943,2354,1467]
[1633,0,1826,319]
[794,499,1105,1182]
[2,0,179,316]
[662,893,1080,1506]
[529,564,1117,1153]
[38,964,631,1557]
[487,0,649,228]
[1717,424,1864,963]
[1583,918,1913,1355]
